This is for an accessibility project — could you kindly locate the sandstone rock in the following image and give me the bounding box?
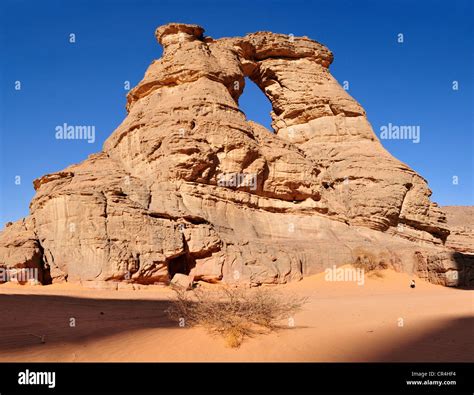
[0,23,471,287]
[0,217,49,284]
[443,206,474,254]
[413,250,473,287]
[170,273,193,290]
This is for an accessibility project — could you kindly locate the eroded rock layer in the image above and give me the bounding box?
[443,206,474,254]
[1,23,471,287]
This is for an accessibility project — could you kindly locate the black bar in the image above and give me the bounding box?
[0,362,472,394]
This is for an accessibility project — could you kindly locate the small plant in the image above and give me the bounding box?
[368,270,385,279]
[166,286,307,348]
[352,247,388,272]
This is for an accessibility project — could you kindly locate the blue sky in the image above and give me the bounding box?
[0,0,472,225]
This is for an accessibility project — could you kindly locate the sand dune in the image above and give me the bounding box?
[0,269,472,362]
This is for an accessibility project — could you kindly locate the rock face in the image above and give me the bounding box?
[0,23,471,287]
[443,206,474,254]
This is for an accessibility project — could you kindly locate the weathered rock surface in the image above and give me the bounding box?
[0,217,48,284]
[170,273,194,290]
[443,206,474,254]
[0,23,471,287]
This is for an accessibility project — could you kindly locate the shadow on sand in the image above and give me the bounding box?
[0,293,176,354]
[371,316,474,362]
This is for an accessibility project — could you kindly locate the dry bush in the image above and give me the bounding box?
[166,286,307,348]
[352,248,388,272]
[368,270,385,279]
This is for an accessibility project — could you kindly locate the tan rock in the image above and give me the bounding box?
[0,23,471,287]
[0,217,48,284]
[170,273,194,290]
[443,206,474,253]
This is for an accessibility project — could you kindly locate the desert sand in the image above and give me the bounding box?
[0,269,472,362]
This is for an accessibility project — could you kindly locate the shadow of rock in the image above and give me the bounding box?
[453,252,474,289]
[0,294,176,353]
[373,316,474,362]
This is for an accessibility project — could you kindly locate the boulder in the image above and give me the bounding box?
[170,273,194,290]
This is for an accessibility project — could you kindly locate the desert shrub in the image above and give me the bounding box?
[368,270,385,279]
[351,247,388,272]
[166,286,307,348]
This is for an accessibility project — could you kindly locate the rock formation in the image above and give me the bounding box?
[0,23,472,287]
[443,206,474,254]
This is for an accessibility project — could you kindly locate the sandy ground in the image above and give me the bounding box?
[0,268,472,362]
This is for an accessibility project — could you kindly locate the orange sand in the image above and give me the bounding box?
[0,269,472,362]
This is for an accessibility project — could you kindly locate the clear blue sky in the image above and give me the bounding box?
[1,0,473,225]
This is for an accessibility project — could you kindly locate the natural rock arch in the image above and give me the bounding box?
[1,23,466,288]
